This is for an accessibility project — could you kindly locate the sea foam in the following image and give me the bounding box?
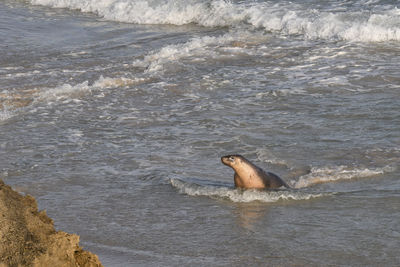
[30,0,400,42]
[37,76,143,101]
[0,76,143,116]
[0,109,13,122]
[292,165,395,188]
[133,34,240,73]
[170,178,328,203]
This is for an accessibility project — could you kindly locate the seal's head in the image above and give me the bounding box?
[221,155,245,169]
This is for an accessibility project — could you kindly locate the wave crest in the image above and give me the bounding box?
[30,0,400,42]
[292,165,395,188]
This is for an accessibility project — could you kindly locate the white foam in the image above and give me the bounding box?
[0,91,21,121]
[37,81,92,101]
[170,179,328,203]
[133,31,269,73]
[30,0,400,42]
[246,5,400,42]
[133,34,233,73]
[0,109,14,122]
[0,76,143,117]
[37,75,143,101]
[292,165,395,188]
[30,0,238,26]
[93,76,148,88]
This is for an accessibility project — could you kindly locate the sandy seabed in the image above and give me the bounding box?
[0,180,103,267]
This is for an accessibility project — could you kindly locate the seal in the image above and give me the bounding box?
[221,154,290,189]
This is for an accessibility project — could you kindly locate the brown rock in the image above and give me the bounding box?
[0,180,103,267]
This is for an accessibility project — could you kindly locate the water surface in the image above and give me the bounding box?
[1,0,400,265]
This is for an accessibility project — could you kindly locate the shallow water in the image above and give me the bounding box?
[1,0,400,266]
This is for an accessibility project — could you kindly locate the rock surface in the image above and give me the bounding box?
[0,180,103,267]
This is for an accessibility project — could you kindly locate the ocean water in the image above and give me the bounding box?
[1,0,400,265]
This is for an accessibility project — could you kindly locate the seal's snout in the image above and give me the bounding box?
[221,155,230,166]
[221,155,236,167]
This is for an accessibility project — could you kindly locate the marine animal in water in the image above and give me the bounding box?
[221,154,290,189]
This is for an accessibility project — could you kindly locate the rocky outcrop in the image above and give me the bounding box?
[0,180,103,267]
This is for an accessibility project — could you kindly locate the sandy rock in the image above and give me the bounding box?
[0,180,103,267]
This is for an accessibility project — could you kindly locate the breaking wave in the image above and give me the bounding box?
[133,33,249,73]
[37,76,145,101]
[170,178,329,203]
[0,75,145,121]
[292,165,396,188]
[30,0,400,42]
